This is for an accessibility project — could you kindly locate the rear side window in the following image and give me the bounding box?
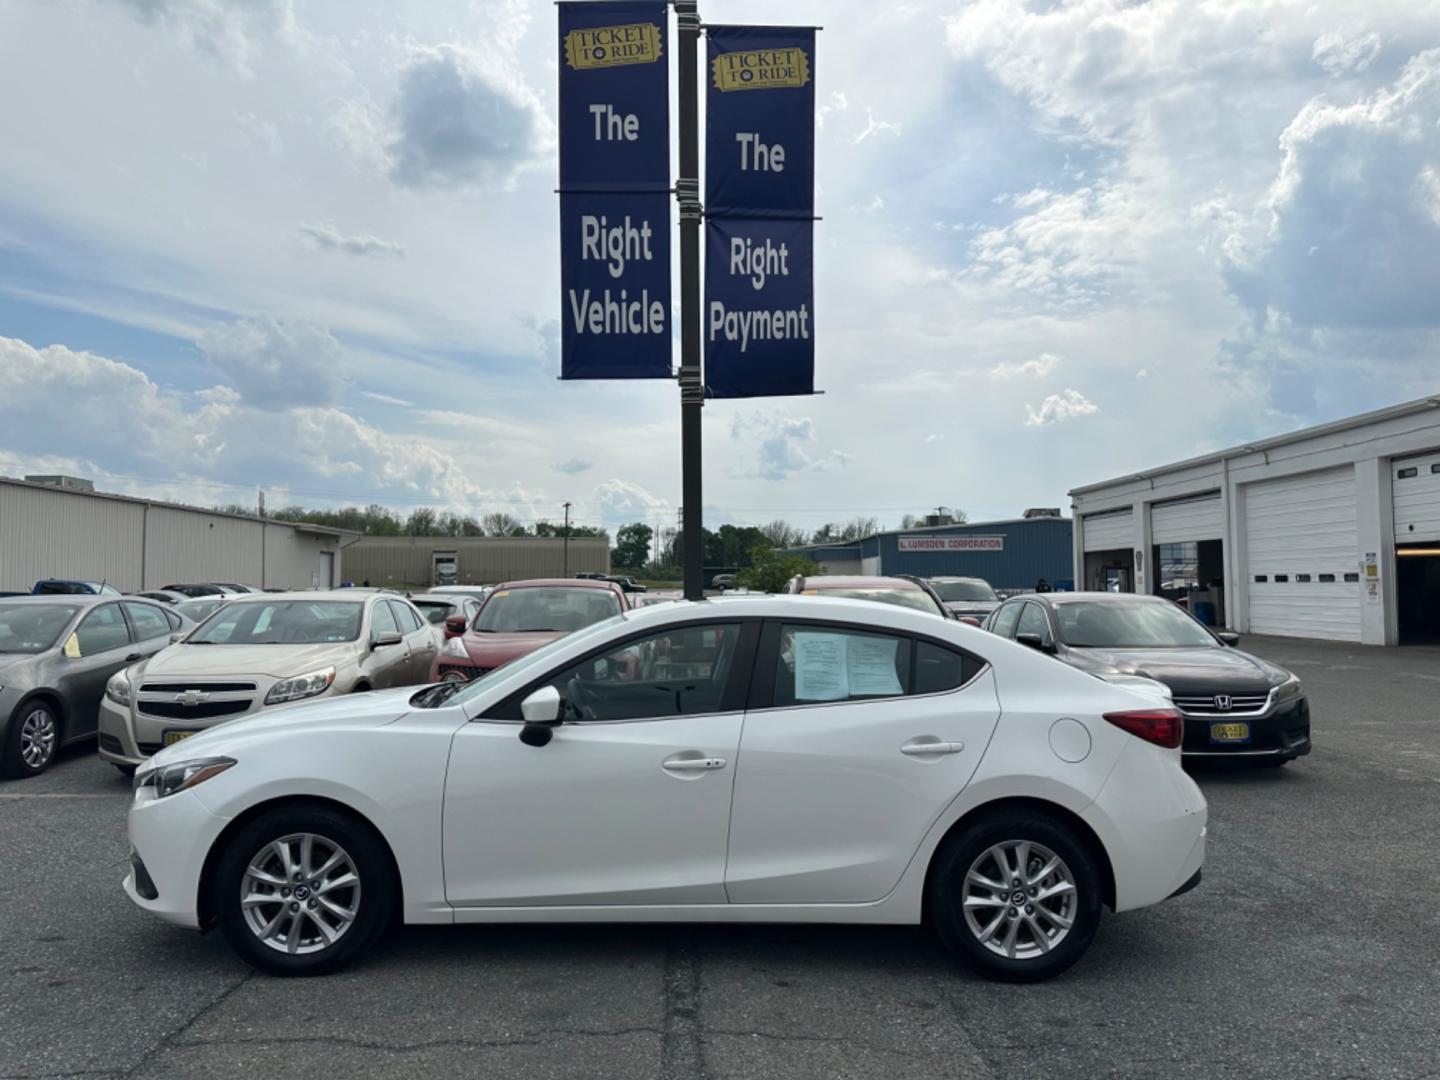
[123,601,170,641]
[990,603,1022,639]
[775,624,912,705]
[915,641,984,694]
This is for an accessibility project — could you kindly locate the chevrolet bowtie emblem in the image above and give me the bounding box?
[176,690,210,707]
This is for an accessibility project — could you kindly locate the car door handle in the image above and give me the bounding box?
[901,738,965,756]
[662,754,728,772]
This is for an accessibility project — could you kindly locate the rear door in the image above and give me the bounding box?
[390,600,437,683]
[724,620,1001,904]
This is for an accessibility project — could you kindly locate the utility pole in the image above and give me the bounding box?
[562,501,572,577]
[676,0,704,601]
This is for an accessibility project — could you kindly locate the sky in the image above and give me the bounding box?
[2,0,1439,538]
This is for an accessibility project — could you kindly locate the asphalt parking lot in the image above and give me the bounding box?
[3,636,1438,1080]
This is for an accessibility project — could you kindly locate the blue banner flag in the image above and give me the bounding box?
[558,1,672,379]
[704,26,815,218]
[705,217,813,398]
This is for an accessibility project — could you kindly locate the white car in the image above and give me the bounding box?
[123,595,1206,982]
[99,591,440,773]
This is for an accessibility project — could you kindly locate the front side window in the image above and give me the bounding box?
[0,603,79,654]
[189,601,363,645]
[73,604,131,655]
[389,600,423,633]
[1016,603,1053,646]
[1053,600,1215,648]
[474,587,622,634]
[990,603,1023,639]
[370,600,399,638]
[123,601,171,641]
[775,624,912,706]
[538,623,745,722]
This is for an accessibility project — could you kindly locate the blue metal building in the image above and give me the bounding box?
[790,516,1074,591]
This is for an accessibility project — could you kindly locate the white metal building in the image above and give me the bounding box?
[1069,396,1440,645]
[0,477,354,592]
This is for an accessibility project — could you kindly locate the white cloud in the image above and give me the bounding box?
[198,316,349,410]
[386,43,552,190]
[553,459,592,476]
[360,391,414,407]
[853,108,902,145]
[590,479,669,529]
[728,413,851,482]
[990,352,1062,380]
[1025,389,1099,427]
[1313,27,1384,76]
[104,0,298,74]
[299,221,404,259]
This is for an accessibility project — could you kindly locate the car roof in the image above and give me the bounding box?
[925,576,991,585]
[408,593,465,603]
[1039,591,1168,606]
[493,578,622,590]
[615,594,966,633]
[226,590,370,603]
[0,594,110,607]
[802,575,925,590]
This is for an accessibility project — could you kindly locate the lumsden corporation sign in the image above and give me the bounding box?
[897,536,1005,552]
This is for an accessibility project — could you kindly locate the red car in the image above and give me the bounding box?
[432,578,629,683]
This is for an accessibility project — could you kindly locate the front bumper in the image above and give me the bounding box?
[124,786,231,928]
[1182,696,1311,760]
[98,696,145,767]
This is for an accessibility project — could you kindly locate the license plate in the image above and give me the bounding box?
[1210,722,1251,743]
[162,730,198,746]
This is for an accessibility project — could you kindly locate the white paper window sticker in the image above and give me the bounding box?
[792,632,849,701]
[791,631,904,702]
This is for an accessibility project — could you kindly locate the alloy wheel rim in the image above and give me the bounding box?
[240,833,361,956]
[19,709,56,769]
[961,840,1077,961]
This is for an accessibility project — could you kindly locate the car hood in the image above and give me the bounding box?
[0,652,41,679]
[146,684,416,768]
[943,600,998,614]
[460,631,565,668]
[1060,645,1287,693]
[135,641,355,681]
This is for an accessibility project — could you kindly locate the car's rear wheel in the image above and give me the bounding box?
[929,812,1102,983]
[3,701,60,778]
[214,806,394,976]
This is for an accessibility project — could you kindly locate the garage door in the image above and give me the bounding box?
[1244,467,1360,641]
[1151,492,1223,544]
[1082,508,1134,552]
[1393,451,1440,544]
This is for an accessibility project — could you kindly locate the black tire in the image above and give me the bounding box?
[2,700,61,779]
[928,811,1103,983]
[213,805,395,976]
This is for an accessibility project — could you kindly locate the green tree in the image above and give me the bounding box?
[481,511,525,537]
[613,522,653,570]
[405,507,438,536]
[739,546,820,593]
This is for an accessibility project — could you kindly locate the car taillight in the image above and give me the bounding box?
[1103,709,1183,749]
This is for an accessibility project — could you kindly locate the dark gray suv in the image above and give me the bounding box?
[0,596,186,778]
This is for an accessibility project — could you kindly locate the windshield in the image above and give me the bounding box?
[809,588,943,615]
[444,612,629,707]
[0,603,78,653]
[34,581,93,595]
[175,597,226,623]
[472,587,622,633]
[1054,601,1217,648]
[413,601,454,625]
[931,581,998,603]
[189,601,363,644]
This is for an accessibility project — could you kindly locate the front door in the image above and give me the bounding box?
[365,600,411,689]
[62,602,138,738]
[725,621,1001,904]
[444,621,755,910]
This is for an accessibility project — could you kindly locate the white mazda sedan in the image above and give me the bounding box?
[124,596,1206,982]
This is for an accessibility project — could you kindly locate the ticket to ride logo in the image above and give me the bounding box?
[565,23,662,69]
[712,47,810,92]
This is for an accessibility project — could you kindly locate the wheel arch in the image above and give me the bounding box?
[920,796,1116,924]
[9,689,66,741]
[196,794,404,930]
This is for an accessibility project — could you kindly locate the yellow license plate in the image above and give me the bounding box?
[1210,722,1250,743]
[162,730,197,746]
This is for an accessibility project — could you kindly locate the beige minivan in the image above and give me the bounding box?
[97,591,439,774]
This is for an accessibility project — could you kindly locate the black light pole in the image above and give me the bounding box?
[676,0,704,601]
[562,500,572,577]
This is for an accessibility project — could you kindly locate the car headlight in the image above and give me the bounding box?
[134,756,235,798]
[441,635,471,661]
[264,666,336,705]
[1272,675,1303,704]
[106,670,131,706]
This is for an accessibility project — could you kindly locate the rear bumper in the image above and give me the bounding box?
[1182,697,1310,760]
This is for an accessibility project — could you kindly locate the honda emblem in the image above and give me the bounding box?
[1213,694,1232,712]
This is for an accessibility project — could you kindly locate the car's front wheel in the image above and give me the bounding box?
[928,811,1102,983]
[2,701,60,778]
[214,806,394,976]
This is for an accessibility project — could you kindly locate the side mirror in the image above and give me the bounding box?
[519,685,563,747]
[444,614,468,638]
[372,630,403,650]
[1216,631,1240,647]
[1016,632,1055,654]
